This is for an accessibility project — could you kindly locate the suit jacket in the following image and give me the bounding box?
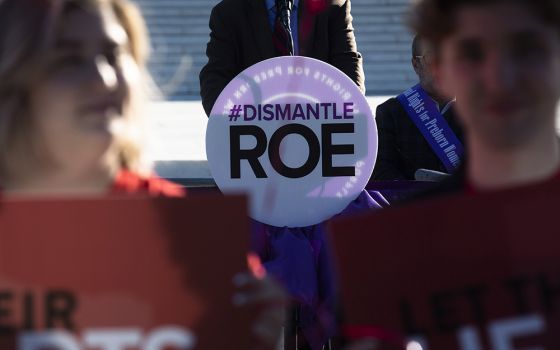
[371,96,465,181]
[199,0,365,116]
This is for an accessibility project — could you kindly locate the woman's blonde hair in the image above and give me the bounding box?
[0,0,151,179]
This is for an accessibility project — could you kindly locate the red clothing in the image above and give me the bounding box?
[111,170,186,197]
[465,168,560,195]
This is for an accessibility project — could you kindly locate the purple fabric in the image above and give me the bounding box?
[397,84,464,172]
[366,180,436,204]
[250,190,387,349]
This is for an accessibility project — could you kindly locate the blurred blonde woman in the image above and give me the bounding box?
[0,1,287,347]
[0,0,182,196]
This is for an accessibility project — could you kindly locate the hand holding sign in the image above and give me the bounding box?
[233,272,287,349]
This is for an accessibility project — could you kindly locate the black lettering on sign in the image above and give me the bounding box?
[505,276,532,315]
[399,299,428,335]
[268,124,320,179]
[0,292,14,335]
[230,125,268,179]
[45,290,77,330]
[431,291,460,333]
[463,286,487,325]
[539,273,560,315]
[0,290,77,333]
[229,123,357,179]
[321,123,355,177]
[23,292,34,330]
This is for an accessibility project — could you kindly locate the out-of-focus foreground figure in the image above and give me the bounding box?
[0,0,183,196]
[410,0,560,194]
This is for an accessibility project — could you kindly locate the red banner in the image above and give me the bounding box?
[329,180,560,350]
[0,195,253,350]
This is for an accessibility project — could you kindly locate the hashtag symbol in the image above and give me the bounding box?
[229,105,242,122]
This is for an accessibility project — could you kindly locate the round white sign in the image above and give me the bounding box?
[206,56,377,227]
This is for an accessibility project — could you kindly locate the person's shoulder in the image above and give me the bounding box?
[212,0,249,15]
[112,171,186,198]
[375,97,404,119]
[144,176,186,197]
[330,0,347,6]
[321,0,350,17]
[213,0,238,9]
[377,97,401,110]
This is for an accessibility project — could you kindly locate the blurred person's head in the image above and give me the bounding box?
[411,35,438,98]
[0,0,150,193]
[410,0,560,152]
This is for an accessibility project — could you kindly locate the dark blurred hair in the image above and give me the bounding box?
[409,0,560,49]
[411,35,422,57]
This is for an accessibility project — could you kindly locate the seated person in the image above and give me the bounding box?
[371,35,464,181]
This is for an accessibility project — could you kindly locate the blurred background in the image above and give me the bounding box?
[137,0,560,184]
[136,0,416,100]
[139,0,417,184]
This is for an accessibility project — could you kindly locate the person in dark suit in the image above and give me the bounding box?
[200,2,366,349]
[199,0,365,116]
[371,35,464,181]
